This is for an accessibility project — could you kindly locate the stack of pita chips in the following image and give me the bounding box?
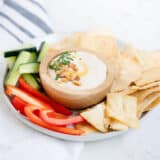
[80,45,160,134]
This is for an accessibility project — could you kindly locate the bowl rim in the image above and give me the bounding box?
[40,49,114,95]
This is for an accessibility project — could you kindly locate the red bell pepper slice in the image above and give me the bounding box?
[6,85,52,110]
[47,111,67,119]
[40,109,84,126]
[24,105,84,135]
[11,96,28,115]
[18,78,72,115]
[11,96,65,118]
[6,86,68,118]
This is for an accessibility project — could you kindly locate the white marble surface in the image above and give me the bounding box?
[45,0,160,160]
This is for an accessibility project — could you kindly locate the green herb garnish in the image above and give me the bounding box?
[49,51,74,71]
[55,74,60,80]
[49,61,61,71]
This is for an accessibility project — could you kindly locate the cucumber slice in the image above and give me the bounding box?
[22,74,40,89]
[19,62,40,74]
[6,56,16,69]
[4,47,37,57]
[4,51,36,86]
[37,42,49,62]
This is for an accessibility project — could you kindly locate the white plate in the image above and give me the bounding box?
[0,33,127,142]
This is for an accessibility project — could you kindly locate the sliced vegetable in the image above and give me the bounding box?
[4,47,37,57]
[25,105,49,127]
[18,78,72,115]
[40,109,84,126]
[10,92,66,119]
[6,85,52,110]
[47,111,67,119]
[19,62,40,74]
[6,56,16,69]
[4,51,36,86]
[37,42,49,62]
[11,96,28,115]
[25,105,84,135]
[22,74,40,90]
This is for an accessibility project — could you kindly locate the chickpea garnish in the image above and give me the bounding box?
[72,80,81,86]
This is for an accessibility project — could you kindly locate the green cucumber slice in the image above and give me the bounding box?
[22,74,40,89]
[4,51,36,86]
[6,56,16,69]
[37,42,49,62]
[19,62,40,74]
[4,47,37,57]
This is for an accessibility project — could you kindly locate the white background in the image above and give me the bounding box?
[46,0,160,160]
[46,0,160,51]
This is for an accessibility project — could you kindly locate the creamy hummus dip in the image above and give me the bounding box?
[48,51,107,90]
